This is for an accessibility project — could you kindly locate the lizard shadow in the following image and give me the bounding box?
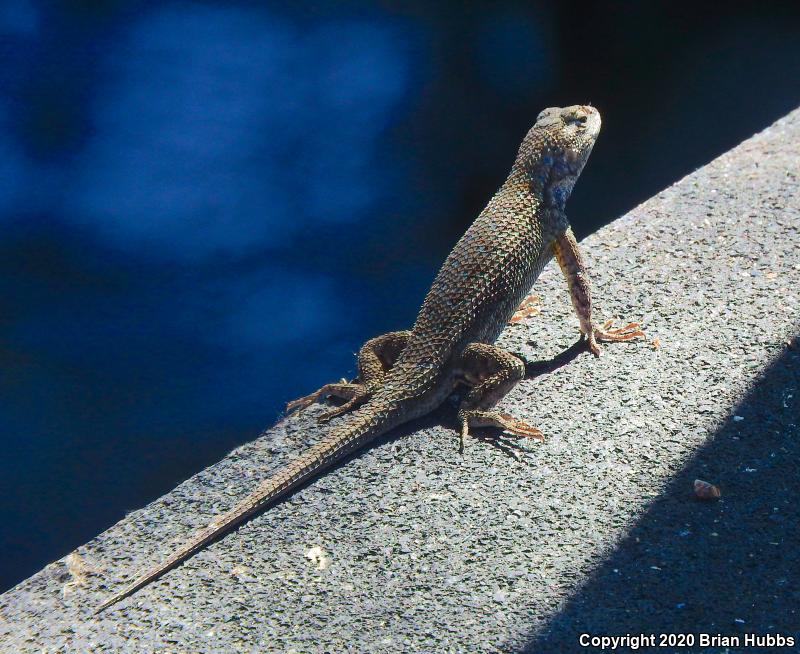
[520,337,587,379]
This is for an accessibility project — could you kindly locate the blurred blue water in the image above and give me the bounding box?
[1,1,428,589]
[2,1,799,591]
[65,7,410,257]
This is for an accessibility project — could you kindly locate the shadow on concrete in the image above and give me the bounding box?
[524,339,800,652]
[522,338,588,379]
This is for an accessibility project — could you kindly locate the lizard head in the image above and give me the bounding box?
[515,104,601,208]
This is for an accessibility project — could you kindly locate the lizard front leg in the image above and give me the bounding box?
[286,330,410,422]
[554,227,644,356]
[456,343,544,453]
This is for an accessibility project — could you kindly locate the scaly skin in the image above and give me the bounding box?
[95,105,643,613]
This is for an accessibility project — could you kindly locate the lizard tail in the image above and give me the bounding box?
[95,399,400,614]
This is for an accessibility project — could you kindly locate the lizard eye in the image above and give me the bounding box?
[561,107,589,126]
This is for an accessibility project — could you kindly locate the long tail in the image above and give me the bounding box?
[95,399,399,613]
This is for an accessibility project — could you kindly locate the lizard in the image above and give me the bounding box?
[95,104,643,613]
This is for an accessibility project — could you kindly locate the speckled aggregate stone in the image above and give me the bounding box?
[2,108,799,654]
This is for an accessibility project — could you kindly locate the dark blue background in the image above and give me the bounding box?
[2,1,799,592]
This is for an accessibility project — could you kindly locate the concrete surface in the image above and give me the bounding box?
[2,108,799,654]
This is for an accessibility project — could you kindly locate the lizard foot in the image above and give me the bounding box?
[587,319,645,357]
[509,295,541,324]
[459,410,544,453]
[286,381,363,415]
[316,388,370,423]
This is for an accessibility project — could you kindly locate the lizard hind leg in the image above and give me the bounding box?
[457,343,544,453]
[286,381,366,419]
[285,330,411,423]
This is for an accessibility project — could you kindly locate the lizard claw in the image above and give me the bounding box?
[509,295,541,324]
[489,412,544,441]
[588,320,645,357]
[286,381,365,416]
[459,410,544,453]
[496,414,544,440]
[286,394,317,414]
[316,393,369,423]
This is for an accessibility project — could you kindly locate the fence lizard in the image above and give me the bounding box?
[96,105,643,613]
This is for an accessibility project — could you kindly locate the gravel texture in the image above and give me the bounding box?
[2,108,799,654]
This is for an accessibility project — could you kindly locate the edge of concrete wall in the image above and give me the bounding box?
[3,107,799,653]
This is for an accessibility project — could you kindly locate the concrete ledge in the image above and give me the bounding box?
[2,108,799,653]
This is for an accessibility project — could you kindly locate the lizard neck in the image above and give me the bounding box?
[502,168,569,254]
[500,171,567,226]
[509,153,579,212]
